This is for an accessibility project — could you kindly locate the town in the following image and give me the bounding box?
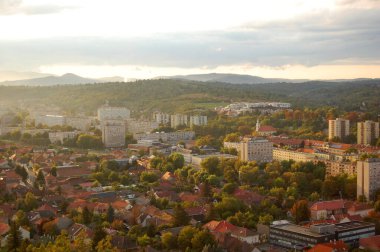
[0,100,379,252]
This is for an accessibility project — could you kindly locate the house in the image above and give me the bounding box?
[360,235,380,251]
[184,206,206,222]
[345,201,373,217]
[306,240,349,252]
[310,200,346,220]
[68,223,92,241]
[203,220,260,245]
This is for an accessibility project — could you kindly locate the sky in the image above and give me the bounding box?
[0,0,380,81]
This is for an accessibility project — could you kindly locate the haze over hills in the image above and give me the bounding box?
[0,73,124,86]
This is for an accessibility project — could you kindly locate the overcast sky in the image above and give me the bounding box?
[0,0,380,80]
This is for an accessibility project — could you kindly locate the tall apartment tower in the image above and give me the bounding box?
[170,114,188,128]
[240,139,273,162]
[102,120,126,148]
[328,118,350,141]
[357,120,379,145]
[357,159,380,201]
[189,115,208,127]
[153,112,170,125]
[97,102,130,122]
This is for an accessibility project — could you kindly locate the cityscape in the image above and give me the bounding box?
[1,0,380,252]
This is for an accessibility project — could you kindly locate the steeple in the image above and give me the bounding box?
[256,118,260,132]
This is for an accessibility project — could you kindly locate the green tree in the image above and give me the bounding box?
[177,226,197,250]
[106,205,115,223]
[140,171,158,183]
[7,222,22,252]
[96,236,118,252]
[291,200,311,224]
[92,226,106,251]
[201,157,221,176]
[173,204,190,227]
[191,230,216,251]
[168,152,185,170]
[82,206,92,225]
[24,192,38,211]
[161,232,177,250]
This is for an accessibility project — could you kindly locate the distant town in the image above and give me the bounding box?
[0,98,379,252]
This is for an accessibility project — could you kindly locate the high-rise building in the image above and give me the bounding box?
[102,120,126,148]
[357,158,380,201]
[97,102,130,122]
[153,112,170,125]
[328,118,350,141]
[189,115,207,127]
[240,138,273,162]
[170,114,188,128]
[357,120,379,145]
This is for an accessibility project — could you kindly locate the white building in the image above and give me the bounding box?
[328,118,350,141]
[240,139,273,162]
[189,115,207,127]
[126,119,159,134]
[102,120,126,148]
[49,131,80,144]
[35,115,65,127]
[134,131,195,143]
[170,114,188,128]
[357,120,379,146]
[97,104,130,121]
[153,112,170,125]
[357,158,380,201]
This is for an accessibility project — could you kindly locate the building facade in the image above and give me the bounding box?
[240,139,273,162]
[97,105,130,121]
[328,118,350,141]
[153,112,170,125]
[170,114,188,128]
[357,121,379,146]
[357,158,380,201]
[102,120,126,148]
[189,115,207,127]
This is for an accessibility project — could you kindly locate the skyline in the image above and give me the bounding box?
[1,0,380,81]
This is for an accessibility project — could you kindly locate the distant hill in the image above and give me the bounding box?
[157,73,309,84]
[0,73,124,86]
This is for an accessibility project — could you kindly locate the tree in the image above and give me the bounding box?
[36,169,46,188]
[140,171,158,183]
[168,152,185,170]
[137,234,152,248]
[200,180,212,199]
[24,192,38,211]
[92,225,106,250]
[76,134,103,149]
[201,157,221,176]
[106,205,115,223]
[177,226,197,250]
[224,133,240,142]
[173,204,190,227]
[191,230,216,251]
[73,230,92,252]
[82,206,92,225]
[7,221,22,252]
[96,236,118,252]
[161,232,177,250]
[291,200,311,224]
[258,214,274,225]
[51,166,57,177]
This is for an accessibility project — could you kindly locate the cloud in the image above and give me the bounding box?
[0,6,379,71]
[0,0,75,15]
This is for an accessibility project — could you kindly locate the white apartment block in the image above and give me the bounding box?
[357,158,380,201]
[171,114,188,128]
[126,119,159,134]
[97,105,130,121]
[189,115,208,127]
[223,142,242,152]
[49,131,79,144]
[134,131,195,143]
[357,121,379,146]
[35,115,65,127]
[273,148,330,163]
[153,112,170,125]
[240,139,273,162]
[102,120,126,148]
[328,118,350,141]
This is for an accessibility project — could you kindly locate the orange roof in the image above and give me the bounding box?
[0,222,10,236]
[258,125,277,132]
[307,240,348,252]
[310,200,345,211]
[360,235,380,250]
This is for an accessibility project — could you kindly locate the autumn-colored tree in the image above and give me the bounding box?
[291,200,311,224]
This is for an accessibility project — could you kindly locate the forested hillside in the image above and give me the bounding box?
[0,79,379,115]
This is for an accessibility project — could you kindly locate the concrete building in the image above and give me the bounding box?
[49,131,80,144]
[153,112,170,125]
[240,139,273,162]
[97,104,130,121]
[170,114,188,128]
[126,119,158,134]
[134,131,195,143]
[273,148,330,163]
[357,158,380,201]
[102,120,126,148]
[357,120,379,146]
[35,115,65,127]
[328,118,350,141]
[189,115,207,127]
[325,161,357,177]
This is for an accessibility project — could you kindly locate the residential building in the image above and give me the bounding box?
[65,116,93,131]
[325,161,357,177]
[97,103,130,121]
[310,200,346,220]
[328,118,350,141]
[152,112,170,125]
[357,120,379,146]
[189,115,207,127]
[170,114,188,128]
[133,131,195,143]
[102,120,126,148]
[126,119,158,134]
[240,138,273,162]
[357,158,380,201]
[35,115,65,127]
[273,148,330,163]
[255,119,277,136]
[49,131,80,144]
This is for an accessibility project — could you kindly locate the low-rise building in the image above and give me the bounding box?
[325,161,357,177]
[240,138,273,162]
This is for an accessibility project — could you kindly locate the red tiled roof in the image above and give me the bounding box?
[258,125,277,132]
[203,220,255,237]
[307,240,348,252]
[0,222,10,236]
[310,200,345,211]
[360,235,380,250]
